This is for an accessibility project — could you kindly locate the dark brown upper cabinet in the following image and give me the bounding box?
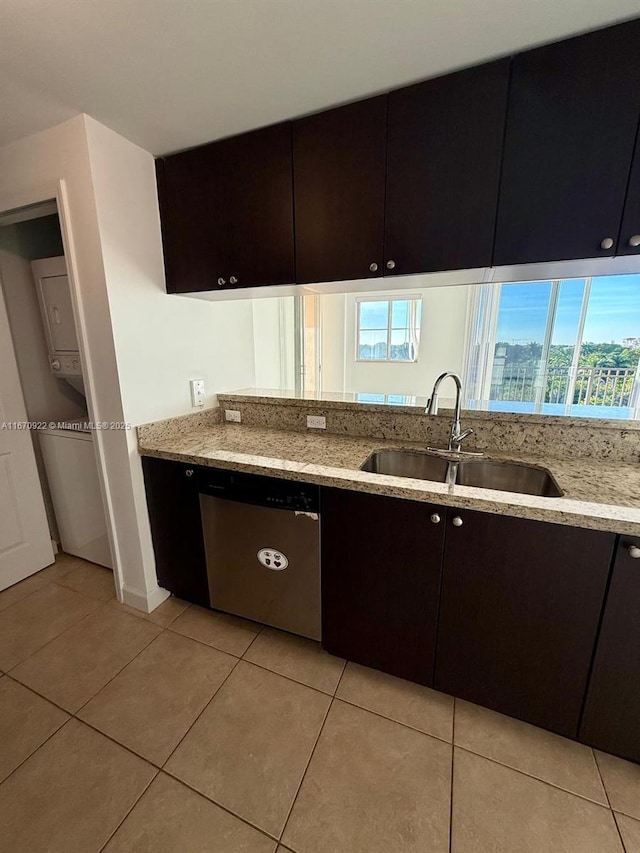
[293,96,388,284]
[156,145,228,294]
[157,122,295,293]
[384,59,510,276]
[618,129,640,256]
[580,536,640,763]
[494,20,640,266]
[434,510,614,738]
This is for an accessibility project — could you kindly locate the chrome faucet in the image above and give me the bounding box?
[426,372,475,452]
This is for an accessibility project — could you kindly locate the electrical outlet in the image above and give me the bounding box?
[306,415,326,429]
[190,379,205,408]
[225,409,242,423]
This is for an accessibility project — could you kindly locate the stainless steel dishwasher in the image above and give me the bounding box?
[198,468,321,640]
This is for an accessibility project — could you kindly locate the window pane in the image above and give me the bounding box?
[355,393,385,403]
[546,279,586,406]
[490,281,552,408]
[359,301,389,330]
[390,328,413,361]
[359,329,387,360]
[574,275,640,416]
[391,300,409,328]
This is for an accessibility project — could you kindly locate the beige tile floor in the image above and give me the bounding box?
[1,554,639,852]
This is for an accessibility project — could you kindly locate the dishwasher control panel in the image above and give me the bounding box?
[197,467,319,513]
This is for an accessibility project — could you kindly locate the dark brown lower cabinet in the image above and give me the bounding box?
[580,536,640,762]
[142,456,209,607]
[321,488,445,685]
[434,510,615,738]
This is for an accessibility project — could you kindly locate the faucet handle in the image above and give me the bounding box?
[453,428,474,445]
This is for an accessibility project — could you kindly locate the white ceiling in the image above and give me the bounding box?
[1,0,639,156]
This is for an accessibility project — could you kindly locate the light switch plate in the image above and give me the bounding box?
[225,409,242,423]
[190,379,205,408]
[306,415,326,429]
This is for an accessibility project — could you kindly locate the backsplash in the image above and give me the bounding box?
[216,391,640,463]
[137,406,222,445]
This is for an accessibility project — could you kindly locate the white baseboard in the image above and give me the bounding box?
[119,583,170,614]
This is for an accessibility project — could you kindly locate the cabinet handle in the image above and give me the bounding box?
[628,544,640,559]
[369,263,378,272]
[217,277,226,286]
[185,469,194,477]
[452,515,463,527]
[430,513,441,524]
[386,260,396,270]
[629,235,640,248]
[600,237,614,250]
[229,276,238,284]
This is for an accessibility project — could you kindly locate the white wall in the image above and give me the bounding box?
[251,296,297,391]
[319,284,470,397]
[82,117,257,607]
[0,115,258,611]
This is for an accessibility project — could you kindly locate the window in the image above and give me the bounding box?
[356,297,422,362]
[465,275,640,419]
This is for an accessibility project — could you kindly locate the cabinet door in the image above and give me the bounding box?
[321,488,445,685]
[618,132,640,257]
[435,510,614,737]
[221,122,295,288]
[385,60,509,276]
[293,96,387,284]
[142,456,209,607]
[494,20,640,266]
[156,145,228,294]
[580,537,640,762]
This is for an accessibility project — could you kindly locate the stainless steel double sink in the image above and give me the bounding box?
[360,449,563,497]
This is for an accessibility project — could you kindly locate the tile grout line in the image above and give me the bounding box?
[277,690,337,846]
[239,623,265,658]
[159,653,243,771]
[96,767,162,853]
[449,696,456,853]
[2,590,110,676]
[613,813,631,853]
[593,749,629,851]
[72,622,167,718]
[2,672,172,774]
[165,620,261,657]
[454,742,619,810]
[333,693,453,744]
[160,767,282,845]
[0,701,70,788]
[237,656,345,698]
[0,557,82,615]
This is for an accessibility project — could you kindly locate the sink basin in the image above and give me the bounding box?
[455,460,563,497]
[360,450,449,482]
[360,450,563,497]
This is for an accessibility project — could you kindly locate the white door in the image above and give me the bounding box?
[0,280,54,590]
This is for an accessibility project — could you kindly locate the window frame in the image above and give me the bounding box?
[355,294,422,363]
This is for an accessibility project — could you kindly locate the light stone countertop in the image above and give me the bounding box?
[138,419,640,536]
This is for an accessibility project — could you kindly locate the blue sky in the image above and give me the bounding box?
[496,275,640,345]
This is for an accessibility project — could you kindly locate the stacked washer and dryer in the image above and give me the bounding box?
[31,257,112,568]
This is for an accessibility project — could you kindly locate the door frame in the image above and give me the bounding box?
[0,179,118,585]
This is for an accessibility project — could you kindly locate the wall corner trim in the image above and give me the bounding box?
[119,582,170,614]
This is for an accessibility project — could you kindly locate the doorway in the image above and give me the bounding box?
[0,200,112,590]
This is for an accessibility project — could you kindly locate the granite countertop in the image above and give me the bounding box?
[138,418,640,535]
